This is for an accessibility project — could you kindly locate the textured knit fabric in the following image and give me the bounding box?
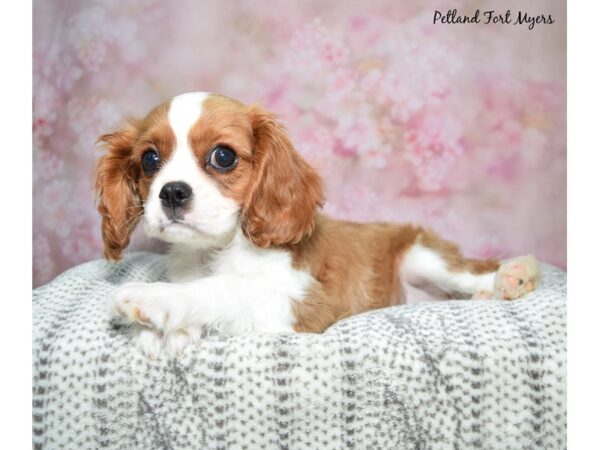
[32,252,567,450]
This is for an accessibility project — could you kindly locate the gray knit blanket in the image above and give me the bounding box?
[32,252,566,450]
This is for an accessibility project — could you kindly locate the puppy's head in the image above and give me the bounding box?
[95,92,323,260]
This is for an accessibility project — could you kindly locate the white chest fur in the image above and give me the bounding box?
[166,230,314,333]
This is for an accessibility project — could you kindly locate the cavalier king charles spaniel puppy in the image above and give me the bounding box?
[96,92,540,356]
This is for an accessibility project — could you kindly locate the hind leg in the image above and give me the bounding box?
[400,231,539,300]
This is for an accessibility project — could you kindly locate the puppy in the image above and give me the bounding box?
[95,92,540,356]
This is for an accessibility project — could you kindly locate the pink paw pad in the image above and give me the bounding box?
[114,298,154,327]
[493,255,540,300]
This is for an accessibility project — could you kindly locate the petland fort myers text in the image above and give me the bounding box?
[433,9,555,30]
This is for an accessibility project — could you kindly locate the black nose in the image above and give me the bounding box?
[159,182,193,209]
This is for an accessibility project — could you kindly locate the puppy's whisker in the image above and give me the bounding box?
[119,211,144,233]
[238,217,255,246]
[116,211,145,255]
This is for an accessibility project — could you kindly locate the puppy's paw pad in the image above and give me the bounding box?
[494,255,540,300]
[472,290,494,300]
[110,284,169,329]
[115,301,152,326]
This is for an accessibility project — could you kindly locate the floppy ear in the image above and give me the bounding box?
[95,123,142,261]
[242,105,324,247]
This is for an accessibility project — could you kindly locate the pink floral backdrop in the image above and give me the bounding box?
[33,0,566,287]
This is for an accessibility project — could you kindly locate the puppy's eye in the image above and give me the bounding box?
[142,149,160,174]
[209,146,237,171]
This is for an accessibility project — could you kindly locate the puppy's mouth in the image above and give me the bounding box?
[159,219,201,233]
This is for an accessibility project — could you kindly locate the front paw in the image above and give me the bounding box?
[109,282,200,357]
[109,282,172,330]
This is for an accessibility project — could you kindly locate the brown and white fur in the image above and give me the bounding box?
[95,92,539,356]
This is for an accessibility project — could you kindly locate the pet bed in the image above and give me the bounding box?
[33,252,566,449]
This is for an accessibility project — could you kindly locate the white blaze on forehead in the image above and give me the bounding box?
[168,91,211,146]
[157,91,211,184]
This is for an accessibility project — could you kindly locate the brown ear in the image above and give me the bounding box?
[94,124,142,261]
[242,106,324,247]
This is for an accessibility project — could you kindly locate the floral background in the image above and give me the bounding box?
[33,0,566,287]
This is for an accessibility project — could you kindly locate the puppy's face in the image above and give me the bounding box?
[95,92,323,260]
[137,93,253,247]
